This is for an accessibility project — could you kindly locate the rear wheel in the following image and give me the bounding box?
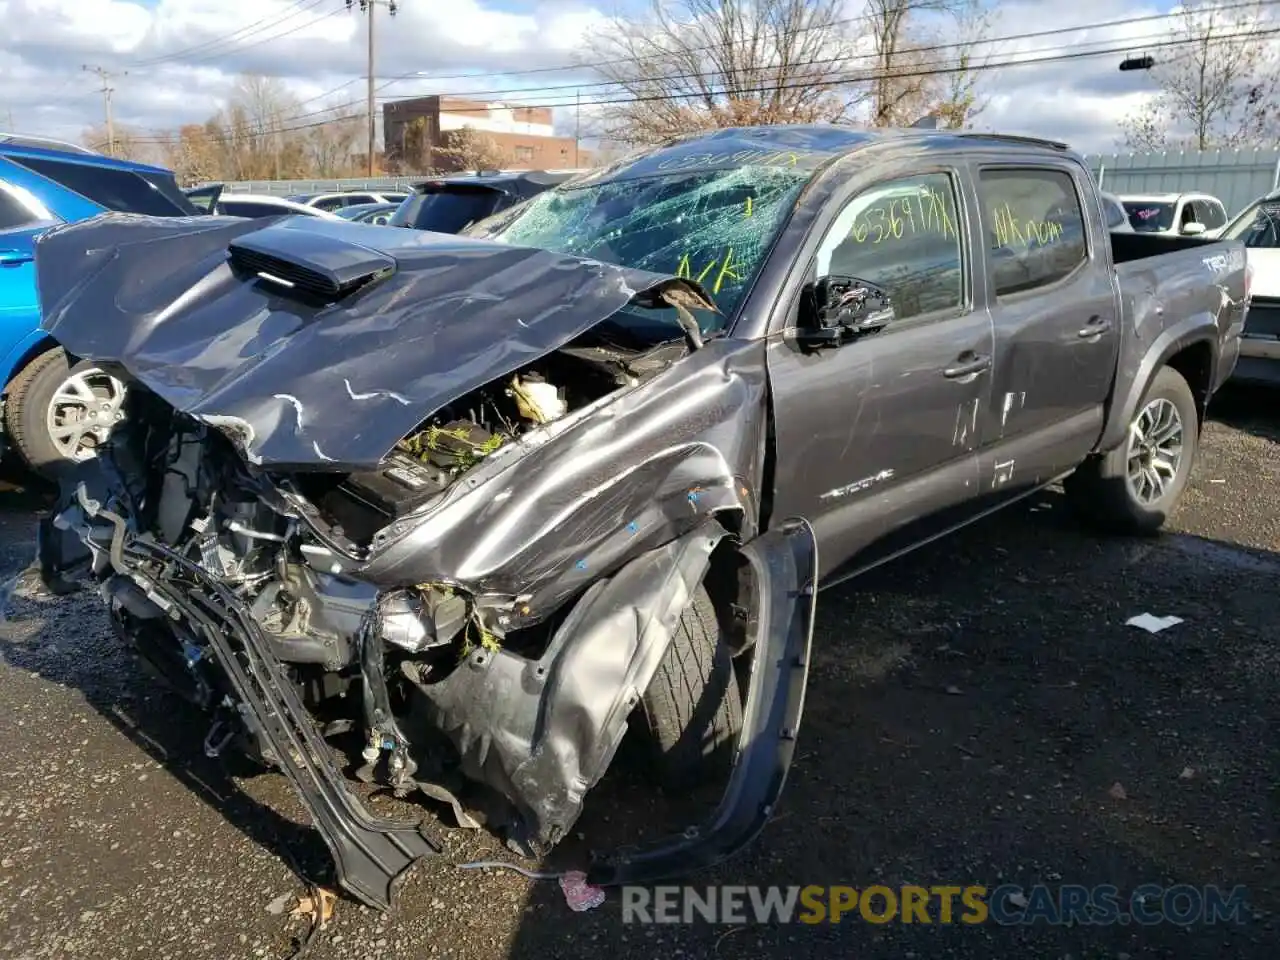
[1064,365,1199,534]
[4,350,126,477]
[638,583,743,789]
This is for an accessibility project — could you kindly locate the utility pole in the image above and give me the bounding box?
[83,64,124,156]
[574,89,580,167]
[346,0,397,177]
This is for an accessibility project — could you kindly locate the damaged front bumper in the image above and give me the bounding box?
[41,478,817,907]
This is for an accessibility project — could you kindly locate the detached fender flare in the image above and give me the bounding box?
[1098,316,1219,454]
[587,516,818,886]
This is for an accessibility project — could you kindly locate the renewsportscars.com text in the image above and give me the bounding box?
[621,884,1251,926]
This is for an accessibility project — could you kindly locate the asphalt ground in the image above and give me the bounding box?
[0,384,1276,960]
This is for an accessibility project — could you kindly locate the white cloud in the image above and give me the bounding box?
[0,0,1251,158]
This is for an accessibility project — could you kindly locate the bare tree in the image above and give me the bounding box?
[580,0,863,146]
[81,123,158,163]
[433,126,508,171]
[159,124,221,185]
[304,103,363,177]
[1120,0,1280,151]
[866,0,995,127]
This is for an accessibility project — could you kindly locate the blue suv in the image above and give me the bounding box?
[0,135,200,475]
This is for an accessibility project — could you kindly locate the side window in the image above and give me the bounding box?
[0,186,37,231]
[1180,201,1200,227]
[978,168,1087,297]
[7,156,190,216]
[814,172,964,321]
[311,196,347,212]
[1195,200,1226,229]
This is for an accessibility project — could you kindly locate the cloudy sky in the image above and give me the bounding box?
[0,0,1190,157]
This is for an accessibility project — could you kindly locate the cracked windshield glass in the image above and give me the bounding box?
[470,166,810,340]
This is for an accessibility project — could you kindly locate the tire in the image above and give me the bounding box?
[638,583,744,789]
[4,350,127,478]
[1064,365,1199,535]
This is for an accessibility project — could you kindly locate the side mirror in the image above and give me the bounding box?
[797,276,896,347]
[1181,221,1206,236]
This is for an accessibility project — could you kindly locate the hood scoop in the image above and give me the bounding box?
[228,223,397,302]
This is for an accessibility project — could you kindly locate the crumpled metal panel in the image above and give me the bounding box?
[34,213,711,470]
[355,337,768,609]
[405,522,725,848]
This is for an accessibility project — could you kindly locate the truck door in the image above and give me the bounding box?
[766,169,993,581]
[972,164,1120,490]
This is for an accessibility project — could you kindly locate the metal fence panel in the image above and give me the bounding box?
[1084,149,1280,217]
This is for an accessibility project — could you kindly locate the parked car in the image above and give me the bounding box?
[1216,189,1280,383]
[335,201,399,225]
[287,190,410,212]
[1119,191,1228,238]
[0,138,202,475]
[183,185,344,220]
[388,170,578,234]
[34,126,1245,909]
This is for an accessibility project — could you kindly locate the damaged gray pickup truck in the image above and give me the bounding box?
[33,126,1247,909]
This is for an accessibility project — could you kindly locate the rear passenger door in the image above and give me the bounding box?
[767,167,993,580]
[974,164,1120,492]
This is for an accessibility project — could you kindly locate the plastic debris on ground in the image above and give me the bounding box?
[559,871,607,912]
[1125,613,1184,634]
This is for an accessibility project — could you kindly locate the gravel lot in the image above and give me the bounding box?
[0,386,1276,960]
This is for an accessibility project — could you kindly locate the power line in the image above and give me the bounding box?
[125,0,319,68]
[126,2,1266,138]
[180,1,341,67]
[356,0,1280,96]
[120,23,1280,146]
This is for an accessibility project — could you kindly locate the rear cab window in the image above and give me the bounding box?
[390,185,506,233]
[977,168,1088,297]
[7,155,198,217]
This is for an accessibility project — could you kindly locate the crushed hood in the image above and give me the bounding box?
[35,213,712,470]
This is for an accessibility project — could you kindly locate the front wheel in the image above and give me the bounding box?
[4,350,127,477]
[638,583,743,789]
[1064,365,1199,534]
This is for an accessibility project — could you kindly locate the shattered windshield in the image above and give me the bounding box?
[468,166,810,341]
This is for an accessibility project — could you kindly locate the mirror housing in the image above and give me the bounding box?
[797,276,896,347]
[1181,221,1206,236]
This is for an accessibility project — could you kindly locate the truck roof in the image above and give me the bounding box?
[593,124,1074,183]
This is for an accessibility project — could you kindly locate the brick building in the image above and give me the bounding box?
[382,95,589,172]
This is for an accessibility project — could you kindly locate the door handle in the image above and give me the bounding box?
[1077,316,1112,338]
[942,353,991,380]
[0,249,32,266]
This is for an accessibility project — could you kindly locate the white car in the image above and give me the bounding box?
[1217,190,1280,384]
[286,190,410,213]
[182,185,346,220]
[214,194,345,220]
[1117,191,1228,238]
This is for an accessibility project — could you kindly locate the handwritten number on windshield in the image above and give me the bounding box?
[676,248,743,295]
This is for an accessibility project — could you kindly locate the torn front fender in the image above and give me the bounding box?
[587,516,818,885]
[403,521,726,849]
